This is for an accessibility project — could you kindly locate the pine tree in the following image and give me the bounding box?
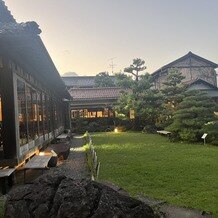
[167,90,218,142]
[161,69,186,127]
[124,58,146,82]
[95,72,115,87]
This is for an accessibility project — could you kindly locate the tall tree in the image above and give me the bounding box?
[115,73,133,88]
[160,69,186,127]
[124,58,146,82]
[162,69,185,109]
[115,66,164,131]
[95,72,115,87]
[121,58,147,129]
[137,88,164,132]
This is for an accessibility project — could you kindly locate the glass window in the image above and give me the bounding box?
[32,89,39,138]
[54,102,58,129]
[17,80,28,145]
[59,104,63,126]
[42,93,48,134]
[46,95,51,133]
[26,86,39,140]
[97,111,103,117]
[26,86,33,141]
[104,108,109,117]
[38,92,44,136]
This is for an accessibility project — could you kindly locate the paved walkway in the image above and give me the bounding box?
[51,136,90,179]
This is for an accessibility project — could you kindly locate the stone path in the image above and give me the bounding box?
[137,195,212,218]
[50,136,90,179]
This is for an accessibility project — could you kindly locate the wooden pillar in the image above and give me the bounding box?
[0,63,17,160]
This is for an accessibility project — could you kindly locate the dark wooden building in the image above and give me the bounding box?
[152,52,218,90]
[0,1,71,166]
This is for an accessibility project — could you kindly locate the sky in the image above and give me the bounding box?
[5,0,218,76]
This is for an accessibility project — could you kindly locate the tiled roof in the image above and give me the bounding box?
[0,0,70,99]
[62,76,96,87]
[0,0,16,23]
[62,76,116,87]
[0,1,41,37]
[0,22,41,37]
[69,87,129,100]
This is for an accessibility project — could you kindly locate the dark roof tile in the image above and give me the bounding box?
[69,87,129,100]
[62,76,116,87]
[0,0,16,23]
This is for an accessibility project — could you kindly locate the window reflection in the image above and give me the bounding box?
[47,95,51,133]
[26,86,39,140]
[17,80,28,145]
[32,89,39,138]
[42,93,48,134]
[38,92,43,136]
[16,78,65,146]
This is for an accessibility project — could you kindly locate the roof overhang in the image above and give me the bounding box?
[0,31,71,100]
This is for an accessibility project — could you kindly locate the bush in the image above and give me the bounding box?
[71,117,134,134]
[141,124,157,133]
[203,121,218,145]
[179,129,199,142]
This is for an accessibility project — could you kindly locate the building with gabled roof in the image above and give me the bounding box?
[62,75,127,119]
[69,87,128,118]
[0,0,71,166]
[186,78,218,100]
[152,52,218,90]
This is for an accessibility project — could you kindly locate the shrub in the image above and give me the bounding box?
[179,129,199,142]
[203,121,218,145]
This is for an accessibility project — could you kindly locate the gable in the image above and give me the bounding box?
[188,83,214,91]
[170,56,215,68]
[152,52,218,77]
[188,79,218,91]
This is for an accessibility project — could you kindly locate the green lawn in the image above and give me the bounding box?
[92,132,218,217]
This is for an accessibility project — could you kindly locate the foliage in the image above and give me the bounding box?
[114,73,134,88]
[137,89,164,132]
[124,58,146,81]
[116,68,164,132]
[115,92,132,118]
[167,90,218,142]
[92,132,218,216]
[160,69,186,127]
[203,121,218,145]
[95,72,115,87]
[72,117,133,133]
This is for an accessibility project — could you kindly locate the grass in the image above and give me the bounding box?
[92,132,218,217]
